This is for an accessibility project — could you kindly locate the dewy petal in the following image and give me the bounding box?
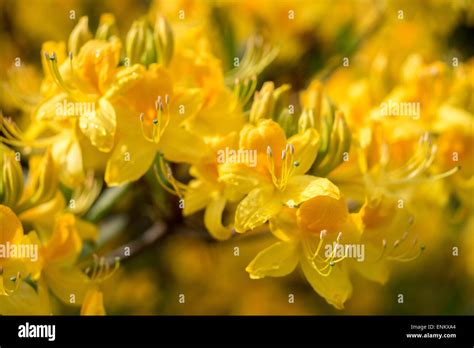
[280,175,340,206]
[80,288,106,315]
[79,98,116,153]
[218,162,263,198]
[246,241,299,279]
[301,258,353,310]
[288,128,320,175]
[204,196,233,241]
[234,185,281,233]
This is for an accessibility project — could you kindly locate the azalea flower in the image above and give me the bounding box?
[219,119,339,232]
[246,195,360,309]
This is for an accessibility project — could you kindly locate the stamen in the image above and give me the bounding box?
[45,51,94,102]
[153,154,187,198]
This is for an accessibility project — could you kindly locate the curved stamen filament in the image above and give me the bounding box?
[85,255,120,283]
[153,154,187,199]
[302,232,344,277]
[44,52,95,102]
[266,143,298,191]
[0,114,64,148]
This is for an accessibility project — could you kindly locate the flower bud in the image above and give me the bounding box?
[0,144,24,208]
[68,16,93,55]
[95,13,119,41]
[126,19,156,66]
[154,15,174,66]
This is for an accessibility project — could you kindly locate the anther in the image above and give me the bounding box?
[267,146,273,157]
[281,150,286,160]
[286,143,295,155]
[320,229,327,240]
[336,232,342,243]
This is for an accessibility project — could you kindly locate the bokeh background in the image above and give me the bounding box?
[1,0,473,315]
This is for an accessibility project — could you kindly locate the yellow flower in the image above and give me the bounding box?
[354,197,425,284]
[219,119,339,232]
[246,196,359,309]
[182,133,240,240]
[0,205,40,296]
[80,287,106,315]
[104,64,209,186]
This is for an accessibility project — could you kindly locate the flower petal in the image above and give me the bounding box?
[281,175,340,206]
[0,205,23,245]
[79,98,116,153]
[182,179,213,216]
[80,288,106,315]
[288,128,320,175]
[105,126,157,186]
[234,185,281,233]
[204,196,232,241]
[301,258,352,309]
[246,241,299,279]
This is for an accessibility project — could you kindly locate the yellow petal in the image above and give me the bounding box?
[234,185,281,233]
[246,241,299,279]
[75,39,121,94]
[76,218,99,241]
[296,196,348,234]
[51,133,85,188]
[34,93,68,121]
[159,124,210,164]
[80,288,106,315]
[0,205,23,245]
[105,127,157,186]
[288,128,320,175]
[301,258,352,309]
[204,196,232,241]
[280,175,340,206]
[183,179,213,216]
[218,162,263,198]
[18,191,65,229]
[42,214,82,264]
[43,265,89,305]
[0,281,51,315]
[186,87,244,137]
[79,98,116,152]
[351,243,389,284]
[269,207,298,242]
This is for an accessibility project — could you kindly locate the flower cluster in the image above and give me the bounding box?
[1,1,473,314]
